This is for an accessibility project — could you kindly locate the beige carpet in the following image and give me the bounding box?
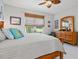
[56,43,78,59]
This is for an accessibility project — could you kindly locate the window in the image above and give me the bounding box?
[25,17,45,33]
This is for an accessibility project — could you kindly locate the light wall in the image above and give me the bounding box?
[0,0,4,20]
[4,4,54,34]
[4,4,78,33]
[53,6,78,32]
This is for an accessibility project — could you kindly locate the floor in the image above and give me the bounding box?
[63,43,78,59]
[56,43,78,59]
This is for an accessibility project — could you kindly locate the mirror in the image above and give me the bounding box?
[60,16,74,32]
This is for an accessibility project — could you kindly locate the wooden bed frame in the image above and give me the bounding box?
[0,21,63,59]
[36,51,63,59]
[36,38,64,59]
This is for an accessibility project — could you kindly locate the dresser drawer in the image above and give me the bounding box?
[65,35,72,41]
[55,31,78,45]
[65,32,72,36]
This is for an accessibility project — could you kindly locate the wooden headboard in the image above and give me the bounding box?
[0,21,4,29]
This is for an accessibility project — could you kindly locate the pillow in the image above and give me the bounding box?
[10,28,24,39]
[2,28,14,39]
[0,30,6,42]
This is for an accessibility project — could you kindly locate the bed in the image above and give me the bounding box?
[0,21,65,59]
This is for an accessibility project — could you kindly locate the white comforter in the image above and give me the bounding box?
[0,33,65,59]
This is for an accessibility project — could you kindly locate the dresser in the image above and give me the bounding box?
[55,31,78,45]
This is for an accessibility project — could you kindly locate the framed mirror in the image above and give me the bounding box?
[60,16,74,32]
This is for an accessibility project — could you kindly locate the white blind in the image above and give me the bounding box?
[25,17,44,26]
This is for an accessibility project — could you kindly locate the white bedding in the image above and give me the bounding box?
[0,33,65,59]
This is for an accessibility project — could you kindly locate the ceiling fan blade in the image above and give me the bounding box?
[52,0,61,4]
[38,2,46,5]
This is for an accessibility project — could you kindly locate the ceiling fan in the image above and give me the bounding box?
[38,0,61,8]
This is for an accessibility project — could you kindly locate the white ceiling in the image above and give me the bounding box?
[3,0,78,14]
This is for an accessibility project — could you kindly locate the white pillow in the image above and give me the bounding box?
[2,28,14,39]
[0,30,6,42]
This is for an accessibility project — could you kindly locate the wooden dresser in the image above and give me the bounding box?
[55,31,78,45]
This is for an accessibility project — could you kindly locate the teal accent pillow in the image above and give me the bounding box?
[10,28,24,39]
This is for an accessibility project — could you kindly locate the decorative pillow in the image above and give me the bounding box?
[2,28,14,39]
[10,28,24,39]
[0,30,6,42]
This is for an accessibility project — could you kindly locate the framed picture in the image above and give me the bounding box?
[55,20,59,29]
[10,16,21,25]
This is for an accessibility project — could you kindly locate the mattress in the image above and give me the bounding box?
[0,33,65,59]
